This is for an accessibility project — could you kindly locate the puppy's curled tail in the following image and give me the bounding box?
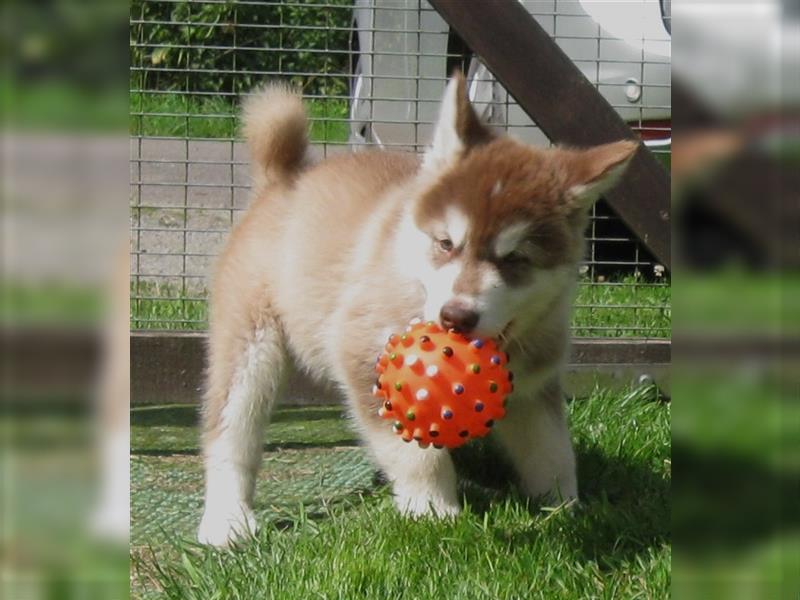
[242,84,308,185]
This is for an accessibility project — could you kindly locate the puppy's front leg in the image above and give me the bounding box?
[354,399,461,517]
[494,379,578,504]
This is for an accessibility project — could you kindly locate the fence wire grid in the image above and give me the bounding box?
[130,0,671,338]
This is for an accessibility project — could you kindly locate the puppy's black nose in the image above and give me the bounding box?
[440,303,480,334]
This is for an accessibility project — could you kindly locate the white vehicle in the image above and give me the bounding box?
[349,0,671,151]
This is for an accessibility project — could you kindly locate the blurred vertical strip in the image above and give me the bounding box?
[671,0,799,597]
[1,0,130,597]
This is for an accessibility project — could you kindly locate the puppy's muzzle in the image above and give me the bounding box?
[440,301,480,334]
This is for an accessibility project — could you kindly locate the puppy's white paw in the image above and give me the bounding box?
[394,490,461,518]
[197,504,258,548]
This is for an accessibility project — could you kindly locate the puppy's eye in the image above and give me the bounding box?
[437,238,454,253]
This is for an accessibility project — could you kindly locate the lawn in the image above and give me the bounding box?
[130,276,671,337]
[129,91,350,143]
[131,385,670,599]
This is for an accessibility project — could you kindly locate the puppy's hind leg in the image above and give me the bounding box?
[198,314,287,547]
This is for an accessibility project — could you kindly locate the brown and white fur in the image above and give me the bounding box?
[197,73,638,547]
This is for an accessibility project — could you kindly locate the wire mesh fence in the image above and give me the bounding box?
[130,0,671,338]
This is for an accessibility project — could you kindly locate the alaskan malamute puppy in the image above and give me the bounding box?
[198,72,637,547]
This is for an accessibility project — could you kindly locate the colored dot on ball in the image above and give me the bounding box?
[429,423,440,437]
[375,378,382,389]
[389,352,397,361]
[474,400,485,412]
[471,339,484,349]
[420,335,431,344]
[388,334,399,345]
[400,334,408,342]
[406,409,416,421]
[442,408,453,420]
[453,383,464,395]
[505,351,511,362]
[425,365,439,377]
[413,428,424,441]
[409,317,422,326]
[433,443,444,449]
[416,388,429,401]
[491,355,501,365]
[384,400,392,411]
[470,364,481,374]
[393,421,404,432]
[489,381,498,393]
[459,430,469,438]
[508,371,514,381]
[406,354,419,366]
[394,381,403,391]
[485,419,495,428]
[442,346,453,357]
[377,407,385,417]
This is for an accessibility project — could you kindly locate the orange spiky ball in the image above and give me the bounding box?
[373,318,512,449]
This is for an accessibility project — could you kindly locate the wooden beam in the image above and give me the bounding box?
[130,332,670,405]
[2,326,101,400]
[428,0,671,270]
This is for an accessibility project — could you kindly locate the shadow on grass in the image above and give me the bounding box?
[672,440,799,555]
[131,404,345,427]
[265,490,385,532]
[134,438,360,457]
[453,438,670,568]
[132,404,358,454]
[570,444,669,568]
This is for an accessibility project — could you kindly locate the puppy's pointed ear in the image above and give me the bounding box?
[423,71,494,170]
[563,140,639,208]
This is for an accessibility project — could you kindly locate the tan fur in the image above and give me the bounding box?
[242,85,310,189]
[201,151,419,440]
[198,78,636,546]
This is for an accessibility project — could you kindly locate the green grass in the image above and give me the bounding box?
[1,281,105,327]
[573,276,671,338]
[0,406,132,599]
[2,78,127,132]
[675,269,799,334]
[131,386,670,599]
[131,276,671,337]
[129,92,350,142]
[131,405,356,453]
[131,283,207,331]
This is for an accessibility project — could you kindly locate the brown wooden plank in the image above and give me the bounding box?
[2,326,101,401]
[130,331,670,405]
[428,0,671,269]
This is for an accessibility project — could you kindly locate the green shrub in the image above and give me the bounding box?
[130,0,354,97]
